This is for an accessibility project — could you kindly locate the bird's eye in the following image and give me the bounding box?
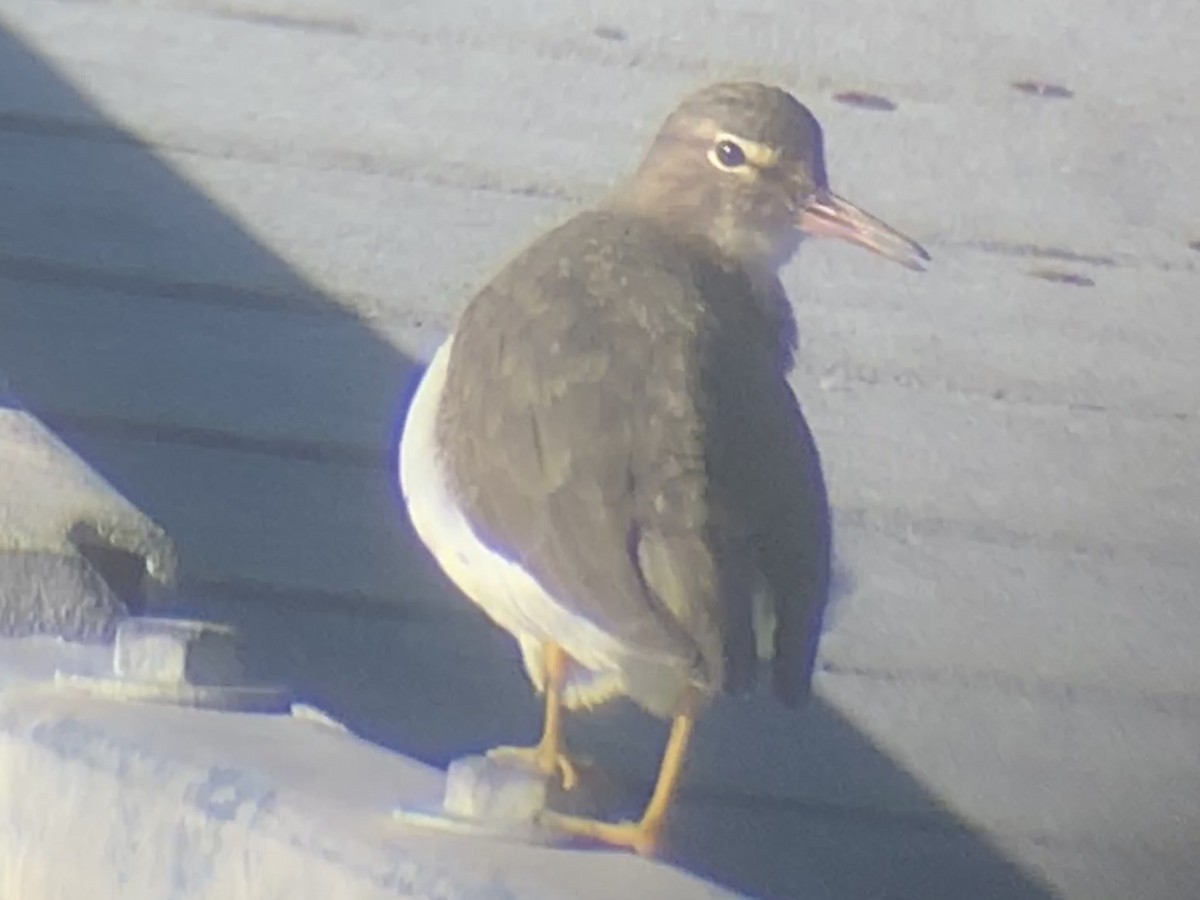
[711,139,748,170]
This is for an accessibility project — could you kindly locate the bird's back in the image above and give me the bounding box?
[436,208,831,711]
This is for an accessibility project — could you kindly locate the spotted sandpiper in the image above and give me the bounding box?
[399,82,928,856]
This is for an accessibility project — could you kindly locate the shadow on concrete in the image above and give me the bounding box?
[0,22,1056,900]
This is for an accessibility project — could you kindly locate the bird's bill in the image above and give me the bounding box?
[798,190,931,271]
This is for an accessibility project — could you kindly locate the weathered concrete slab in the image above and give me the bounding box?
[0,677,740,900]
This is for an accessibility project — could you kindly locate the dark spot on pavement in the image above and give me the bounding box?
[967,240,1118,266]
[592,25,628,41]
[832,91,897,112]
[210,9,360,34]
[1188,240,1200,252]
[1011,80,1074,99]
[1029,268,1095,287]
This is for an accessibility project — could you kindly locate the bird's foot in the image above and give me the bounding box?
[538,810,664,858]
[487,744,580,792]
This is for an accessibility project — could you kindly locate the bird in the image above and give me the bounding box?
[399,81,929,856]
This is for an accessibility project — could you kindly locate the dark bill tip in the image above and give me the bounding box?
[799,190,930,271]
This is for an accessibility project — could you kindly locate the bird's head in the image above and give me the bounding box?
[612,82,930,273]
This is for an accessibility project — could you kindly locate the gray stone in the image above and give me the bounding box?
[114,617,243,686]
[51,615,290,713]
[0,550,124,642]
[442,753,549,826]
[0,385,177,640]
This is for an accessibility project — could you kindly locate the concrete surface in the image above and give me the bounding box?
[0,636,739,900]
[0,0,1197,898]
[0,385,176,639]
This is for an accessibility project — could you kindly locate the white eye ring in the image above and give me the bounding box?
[708,138,748,171]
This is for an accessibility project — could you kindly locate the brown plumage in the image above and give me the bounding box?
[399,81,928,855]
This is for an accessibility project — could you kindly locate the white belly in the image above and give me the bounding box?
[399,338,641,709]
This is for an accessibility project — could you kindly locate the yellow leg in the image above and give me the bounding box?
[541,696,697,857]
[488,642,578,790]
